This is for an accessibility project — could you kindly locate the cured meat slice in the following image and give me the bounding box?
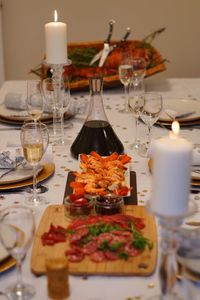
[90,251,106,262]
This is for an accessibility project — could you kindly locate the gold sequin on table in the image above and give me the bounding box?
[138,200,145,204]
[194,195,200,200]
[54,184,61,187]
[148,282,155,288]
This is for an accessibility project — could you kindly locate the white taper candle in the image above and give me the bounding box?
[45,10,67,64]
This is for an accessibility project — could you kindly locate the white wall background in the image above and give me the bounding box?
[1,0,200,81]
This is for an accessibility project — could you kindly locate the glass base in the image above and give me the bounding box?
[5,282,35,300]
[25,194,47,205]
[51,137,70,146]
[48,122,73,131]
[119,107,131,113]
[25,185,48,194]
[129,140,142,150]
[137,143,148,157]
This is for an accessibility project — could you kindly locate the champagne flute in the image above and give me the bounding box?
[20,122,49,205]
[27,80,44,122]
[0,205,35,300]
[118,55,133,113]
[139,93,163,156]
[42,77,70,145]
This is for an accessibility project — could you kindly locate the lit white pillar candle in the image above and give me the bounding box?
[45,10,67,64]
[151,121,193,216]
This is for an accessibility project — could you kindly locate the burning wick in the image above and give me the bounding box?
[170,120,180,138]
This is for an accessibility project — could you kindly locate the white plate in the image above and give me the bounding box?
[0,242,9,262]
[0,164,43,185]
[159,97,200,122]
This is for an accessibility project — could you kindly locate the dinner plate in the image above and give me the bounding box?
[0,242,9,263]
[0,163,55,191]
[0,255,16,273]
[0,164,43,185]
[0,81,72,125]
[158,97,200,123]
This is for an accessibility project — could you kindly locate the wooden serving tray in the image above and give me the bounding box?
[31,39,166,92]
[31,205,157,276]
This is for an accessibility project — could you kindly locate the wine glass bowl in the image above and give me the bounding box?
[0,205,35,300]
[139,93,163,156]
[132,57,146,87]
[118,55,133,113]
[128,92,144,150]
[20,122,49,205]
[27,80,44,122]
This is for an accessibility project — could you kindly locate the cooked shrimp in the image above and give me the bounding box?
[84,183,106,195]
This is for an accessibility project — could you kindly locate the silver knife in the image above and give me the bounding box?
[89,19,115,66]
[99,27,131,68]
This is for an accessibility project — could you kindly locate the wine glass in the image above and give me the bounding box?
[0,205,35,300]
[26,80,44,122]
[128,81,145,150]
[20,122,49,205]
[42,76,70,145]
[118,55,133,113]
[139,93,163,156]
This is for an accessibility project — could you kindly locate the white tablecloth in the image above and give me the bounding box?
[0,78,200,300]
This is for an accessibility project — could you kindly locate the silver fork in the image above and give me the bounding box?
[0,160,25,180]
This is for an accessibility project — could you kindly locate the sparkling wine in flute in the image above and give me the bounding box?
[23,143,43,166]
[119,65,133,86]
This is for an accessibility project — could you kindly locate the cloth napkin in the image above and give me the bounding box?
[4,92,88,115]
[148,139,200,165]
[0,148,24,169]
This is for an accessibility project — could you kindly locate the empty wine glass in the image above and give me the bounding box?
[27,80,44,122]
[42,76,70,145]
[118,54,133,113]
[139,93,163,156]
[20,122,49,205]
[0,205,35,300]
[128,81,145,150]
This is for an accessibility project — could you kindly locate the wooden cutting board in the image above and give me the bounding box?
[31,205,157,276]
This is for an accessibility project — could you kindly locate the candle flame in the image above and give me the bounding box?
[54,10,58,22]
[172,120,180,135]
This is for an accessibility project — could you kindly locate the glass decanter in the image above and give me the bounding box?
[70,76,124,159]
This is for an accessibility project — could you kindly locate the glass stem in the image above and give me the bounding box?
[124,84,129,112]
[147,126,151,148]
[16,259,23,289]
[32,165,37,199]
[134,117,139,146]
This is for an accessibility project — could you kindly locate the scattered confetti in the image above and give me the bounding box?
[148,282,155,288]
